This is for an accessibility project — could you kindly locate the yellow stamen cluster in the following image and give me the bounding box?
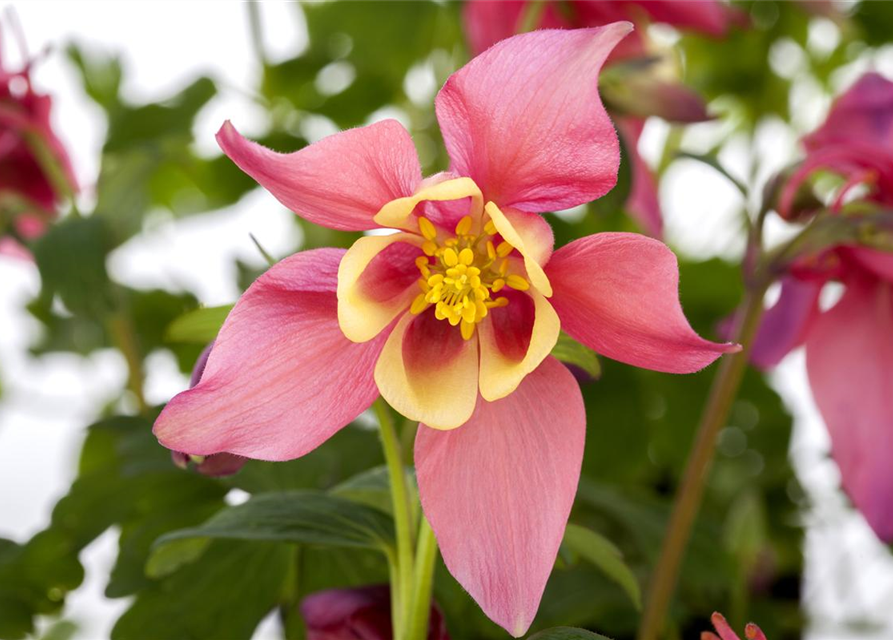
[411,214,530,340]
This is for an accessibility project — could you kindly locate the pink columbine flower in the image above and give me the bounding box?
[0,19,77,257]
[153,26,737,635]
[702,612,768,640]
[751,72,893,541]
[300,585,449,640]
[463,0,738,238]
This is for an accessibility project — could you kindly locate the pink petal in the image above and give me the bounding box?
[415,356,585,636]
[216,120,421,231]
[436,25,631,213]
[154,249,386,461]
[750,276,822,369]
[462,1,569,55]
[547,233,739,373]
[616,118,663,238]
[709,612,742,640]
[849,246,893,283]
[804,72,893,152]
[621,1,737,37]
[806,275,893,541]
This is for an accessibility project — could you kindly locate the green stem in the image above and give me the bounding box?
[406,516,438,640]
[637,284,767,640]
[374,398,414,640]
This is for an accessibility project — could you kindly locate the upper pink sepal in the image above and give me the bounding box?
[216,119,421,231]
[153,248,386,461]
[546,233,739,373]
[415,357,585,636]
[436,24,632,213]
[806,274,893,542]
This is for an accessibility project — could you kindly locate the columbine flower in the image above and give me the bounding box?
[462,0,738,238]
[300,586,448,640]
[154,26,736,635]
[750,72,893,541]
[0,19,76,257]
[702,612,767,640]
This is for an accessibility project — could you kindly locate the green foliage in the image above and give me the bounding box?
[562,524,642,610]
[551,333,602,380]
[526,629,612,640]
[165,305,234,344]
[154,490,396,554]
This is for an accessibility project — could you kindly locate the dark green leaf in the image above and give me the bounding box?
[563,524,641,610]
[112,541,291,640]
[154,490,395,553]
[526,628,612,640]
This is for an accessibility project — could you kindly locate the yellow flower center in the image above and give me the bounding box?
[410,214,530,340]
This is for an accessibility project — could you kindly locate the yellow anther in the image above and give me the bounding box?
[427,274,444,287]
[415,256,429,269]
[455,215,473,236]
[489,296,509,308]
[445,238,458,247]
[506,275,530,291]
[418,278,430,292]
[473,287,488,301]
[475,300,488,319]
[484,220,497,235]
[448,310,461,326]
[496,241,514,258]
[498,259,509,276]
[486,241,496,260]
[410,293,429,315]
[443,248,459,267]
[418,216,437,241]
[467,266,480,277]
[492,278,506,293]
[459,248,475,266]
[460,320,475,340]
[435,303,447,320]
[469,275,481,289]
[462,303,476,324]
[422,241,437,256]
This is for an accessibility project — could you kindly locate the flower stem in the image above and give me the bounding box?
[374,398,414,640]
[637,285,767,640]
[406,516,439,640]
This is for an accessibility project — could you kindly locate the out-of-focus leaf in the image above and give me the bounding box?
[33,216,114,318]
[551,333,601,381]
[65,43,123,110]
[144,538,211,580]
[154,491,395,555]
[38,620,78,640]
[526,628,611,640]
[563,524,641,610]
[165,305,233,344]
[112,541,291,640]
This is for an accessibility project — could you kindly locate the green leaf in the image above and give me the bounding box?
[165,305,233,344]
[112,541,291,640]
[526,628,612,640]
[563,524,641,610]
[550,333,601,380]
[144,538,210,580]
[153,490,395,555]
[33,216,114,318]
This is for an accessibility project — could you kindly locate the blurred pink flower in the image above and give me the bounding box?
[0,19,76,256]
[300,585,449,640]
[752,72,893,541]
[463,0,738,237]
[154,26,736,635]
[702,612,768,640]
